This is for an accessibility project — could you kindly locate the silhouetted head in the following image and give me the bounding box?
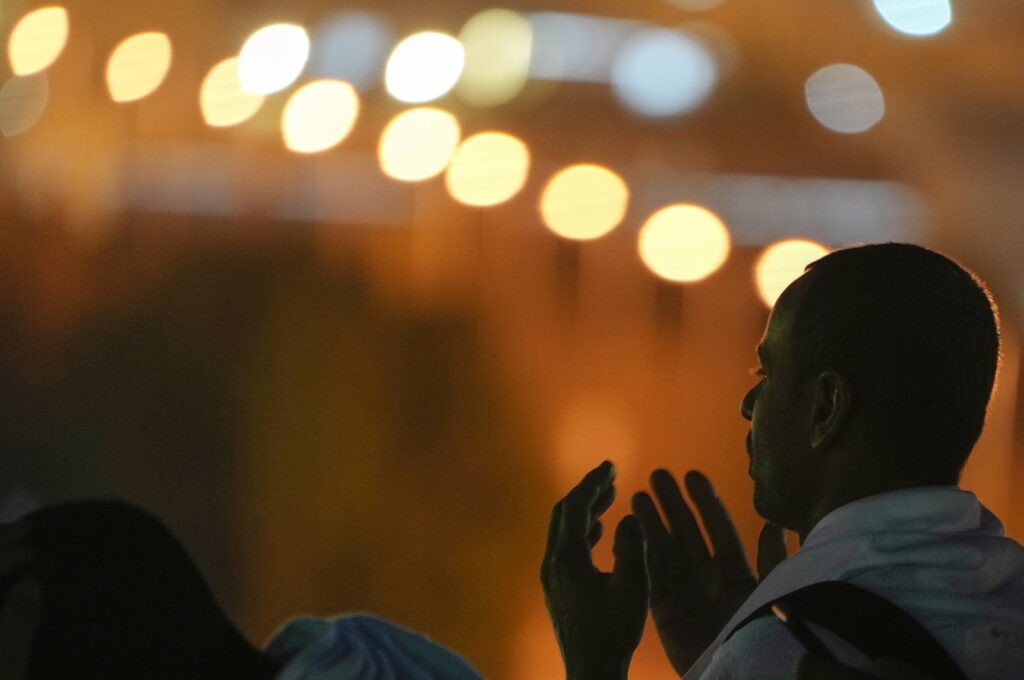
[740,243,1001,536]
[0,500,279,680]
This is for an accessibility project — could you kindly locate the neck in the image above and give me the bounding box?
[796,456,926,544]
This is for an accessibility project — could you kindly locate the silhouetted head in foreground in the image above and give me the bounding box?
[1,500,280,680]
[740,243,1001,540]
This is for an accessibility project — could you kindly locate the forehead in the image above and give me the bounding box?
[758,275,809,362]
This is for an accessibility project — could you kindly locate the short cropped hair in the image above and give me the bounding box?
[791,243,1000,485]
[0,501,263,680]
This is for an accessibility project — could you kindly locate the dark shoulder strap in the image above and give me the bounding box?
[723,580,968,680]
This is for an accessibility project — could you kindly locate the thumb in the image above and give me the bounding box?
[611,515,648,593]
[757,522,787,581]
[796,653,878,680]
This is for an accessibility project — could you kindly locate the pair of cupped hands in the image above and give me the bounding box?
[0,467,888,680]
[540,461,871,680]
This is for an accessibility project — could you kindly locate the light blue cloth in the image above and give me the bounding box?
[688,486,1024,679]
[265,614,484,680]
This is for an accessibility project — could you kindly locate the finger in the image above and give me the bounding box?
[558,461,616,569]
[587,521,603,548]
[585,485,615,548]
[0,575,42,680]
[631,492,674,602]
[683,471,747,564]
[630,492,672,557]
[650,469,710,564]
[562,461,615,523]
[796,653,879,680]
[757,522,788,581]
[611,515,648,597]
[592,484,616,521]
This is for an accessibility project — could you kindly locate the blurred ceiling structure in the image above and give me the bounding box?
[2,0,1022,297]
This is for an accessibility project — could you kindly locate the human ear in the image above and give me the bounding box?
[809,370,851,450]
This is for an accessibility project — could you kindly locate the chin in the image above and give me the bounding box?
[752,483,781,524]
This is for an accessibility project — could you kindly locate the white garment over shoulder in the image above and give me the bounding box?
[686,486,1024,680]
[265,614,483,680]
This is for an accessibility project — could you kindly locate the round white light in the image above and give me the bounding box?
[539,164,630,241]
[445,132,530,207]
[8,6,69,76]
[805,64,885,134]
[378,107,461,181]
[755,239,830,308]
[456,9,532,107]
[199,57,265,127]
[637,204,731,282]
[385,31,464,103]
[282,80,360,154]
[106,32,173,103]
[611,28,716,118]
[238,23,310,95]
[873,0,952,37]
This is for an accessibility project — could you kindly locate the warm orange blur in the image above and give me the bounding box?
[0,2,1022,679]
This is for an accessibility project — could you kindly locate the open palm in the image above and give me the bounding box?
[632,469,787,676]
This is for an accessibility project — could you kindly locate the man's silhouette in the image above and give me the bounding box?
[542,243,1024,678]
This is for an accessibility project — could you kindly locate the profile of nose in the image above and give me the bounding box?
[740,384,758,420]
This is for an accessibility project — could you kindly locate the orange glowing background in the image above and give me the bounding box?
[0,1,1022,678]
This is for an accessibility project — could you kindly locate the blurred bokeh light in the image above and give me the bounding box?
[385,32,464,103]
[445,131,531,207]
[3,3,1024,680]
[379,107,461,181]
[637,204,730,282]
[281,80,360,154]
[0,73,48,136]
[611,27,717,117]
[106,32,173,103]
[805,63,885,134]
[309,11,394,92]
[527,12,634,83]
[540,164,629,241]
[238,23,310,95]
[199,57,265,127]
[755,239,830,307]
[456,9,532,107]
[7,6,69,76]
[873,0,952,37]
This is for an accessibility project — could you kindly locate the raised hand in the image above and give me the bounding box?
[0,521,40,680]
[541,461,649,680]
[632,469,787,676]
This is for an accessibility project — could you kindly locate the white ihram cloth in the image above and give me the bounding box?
[265,614,483,680]
[686,486,1024,679]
